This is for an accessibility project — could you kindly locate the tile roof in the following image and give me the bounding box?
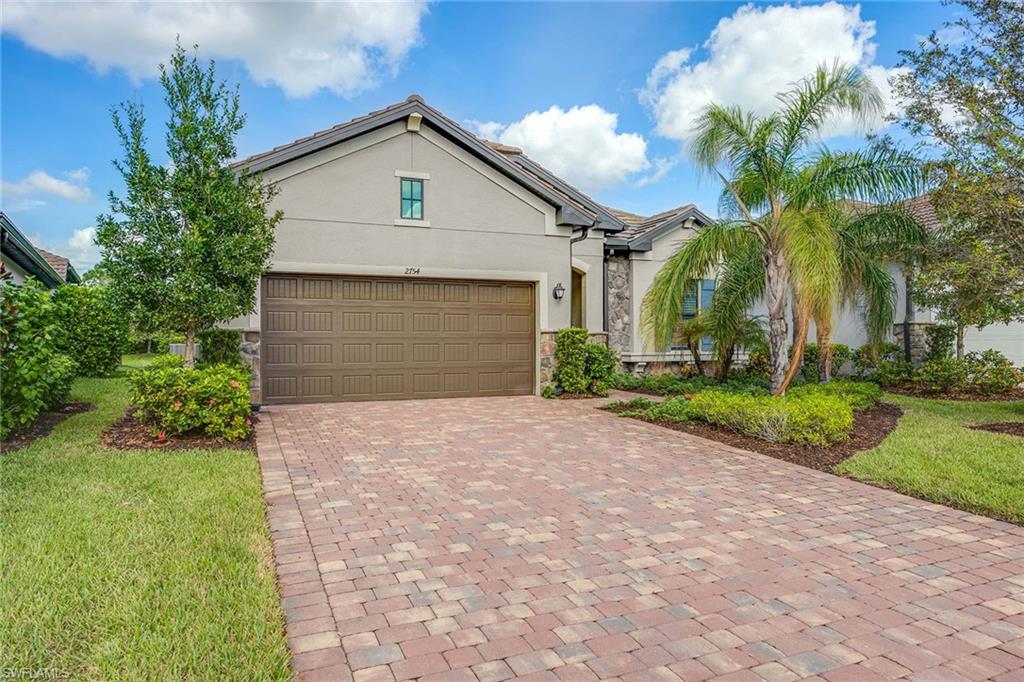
[36,247,72,280]
[606,204,700,240]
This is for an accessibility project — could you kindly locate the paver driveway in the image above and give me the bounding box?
[257,396,1024,682]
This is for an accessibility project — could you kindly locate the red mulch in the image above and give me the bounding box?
[0,402,95,453]
[101,407,256,452]
[608,402,903,472]
[969,422,1024,438]
[884,386,1024,402]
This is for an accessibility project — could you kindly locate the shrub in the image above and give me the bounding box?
[584,343,618,396]
[611,371,769,397]
[540,385,557,399]
[853,342,901,378]
[915,358,970,394]
[802,343,852,381]
[605,396,656,412]
[744,348,771,376]
[51,285,130,376]
[789,380,882,410]
[687,390,853,445]
[0,280,77,439]
[196,328,242,367]
[875,359,914,387]
[148,353,185,370]
[553,327,589,394]
[964,350,1021,395]
[924,324,956,363]
[642,396,695,423]
[129,363,253,440]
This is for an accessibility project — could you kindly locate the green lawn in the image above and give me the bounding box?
[0,356,290,680]
[837,393,1024,524]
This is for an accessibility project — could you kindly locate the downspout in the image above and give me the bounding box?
[568,226,590,327]
[602,249,609,332]
[903,264,913,363]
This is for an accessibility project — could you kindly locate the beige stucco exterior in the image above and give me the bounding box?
[228,118,607,394]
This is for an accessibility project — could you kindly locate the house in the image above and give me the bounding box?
[0,212,81,288]
[231,96,1022,404]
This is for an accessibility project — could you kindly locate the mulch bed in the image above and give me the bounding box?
[101,407,256,452]
[884,386,1024,402]
[0,402,95,453]
[969,422,1024,438]
[607,402,903,471]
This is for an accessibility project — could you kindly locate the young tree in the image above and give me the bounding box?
[642,63,926,394]
[96,43,280,368]
[894,0,1024,322]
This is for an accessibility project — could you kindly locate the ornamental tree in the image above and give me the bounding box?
[96,43,280,368]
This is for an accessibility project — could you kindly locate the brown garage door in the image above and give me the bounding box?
[260,274,536,404]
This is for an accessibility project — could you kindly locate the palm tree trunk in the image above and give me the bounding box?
[764,250,789,394]
[775,304,810,395]
[688,340,704,376]
[956,323,965,360]
[717,345,734,381]
[816,313,833,383]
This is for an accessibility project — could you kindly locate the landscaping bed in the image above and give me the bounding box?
[102,406,256,451]
[968,421,1024,438]
[883,385,1024,402]
[1,402,94,453]
[606,398,901,471]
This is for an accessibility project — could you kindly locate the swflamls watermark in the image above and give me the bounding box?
[0,669,70,680]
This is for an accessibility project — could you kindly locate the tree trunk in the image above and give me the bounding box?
[956,323,965,360]
[816,314,833,383]
[764,250,789,394]
[688,340,704,376]
[184,327,196,369]
[775,304,810,395]
[717,345,734,381]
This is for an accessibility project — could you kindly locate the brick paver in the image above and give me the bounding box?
[257,396,1024,680]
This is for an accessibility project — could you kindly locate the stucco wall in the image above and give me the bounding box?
[226,121,597,333]
[3,259,30,284]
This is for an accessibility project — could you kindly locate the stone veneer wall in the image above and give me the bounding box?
[893,322,933,367]
[540,330,608,388]
[606,254,631,356]
[241,331,261,404]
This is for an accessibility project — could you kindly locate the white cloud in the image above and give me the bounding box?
[1,169,92,204]
[2,1,429,97]
[634,158,677,188]
[641,2,901,143]
[475,105,653,193]
[66,227,101,270]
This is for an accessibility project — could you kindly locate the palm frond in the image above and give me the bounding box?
[790,146,928,210]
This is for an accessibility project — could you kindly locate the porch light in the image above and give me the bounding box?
[552,282,566,300]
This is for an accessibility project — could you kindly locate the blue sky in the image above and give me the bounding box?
[1,1,956,271]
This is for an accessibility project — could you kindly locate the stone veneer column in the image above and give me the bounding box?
[539,330,609,389]
[606,255,632,356]
[241,331,261,404]
[892,322,932,366]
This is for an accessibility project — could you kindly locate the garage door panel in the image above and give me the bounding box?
[261,275,535,403]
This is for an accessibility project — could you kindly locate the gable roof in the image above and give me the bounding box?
[604,204,714,252]
[0,212,80,287]
[234,95,607,229]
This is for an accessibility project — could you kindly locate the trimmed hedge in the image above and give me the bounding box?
[788,380,882,410]
[52,284,130,376]
[196,328,242,367]
[687,390,854,445]
[129,363,253,440]
[552,327,619,396]
[0,280,76,439]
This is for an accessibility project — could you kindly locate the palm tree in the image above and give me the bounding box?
[705,311,767,381]
[672,312,708,376]
[641,63,927,394]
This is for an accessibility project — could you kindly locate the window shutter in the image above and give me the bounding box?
[681,281,698,319]
[700,279,715,352]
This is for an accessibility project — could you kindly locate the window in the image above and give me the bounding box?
[400,178,424,220]
[670,278,716,352]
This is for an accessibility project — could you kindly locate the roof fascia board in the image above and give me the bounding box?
[0,213,65,287]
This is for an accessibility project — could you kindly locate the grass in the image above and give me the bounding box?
[837,393,1024,524]
[0,356,290,680]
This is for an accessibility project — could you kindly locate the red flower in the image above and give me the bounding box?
[157,432,167,442]
[209,398,217,406]
[230,380,240,389]
[245,418,252,426]
[173,401,183,410]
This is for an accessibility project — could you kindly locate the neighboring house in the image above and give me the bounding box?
[0,212,81,288]
[231,96,1022,404]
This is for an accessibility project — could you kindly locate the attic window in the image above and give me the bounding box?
[400,178,424,220]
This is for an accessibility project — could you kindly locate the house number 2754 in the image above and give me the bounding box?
[404,267,421,275]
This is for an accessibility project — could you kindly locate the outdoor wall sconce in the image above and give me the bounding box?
[552,282,565,300]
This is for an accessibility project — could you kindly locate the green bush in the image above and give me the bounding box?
[642,395,695,423]
[584,343,618,396]
[964,350,1021,395]
[196,328,242,367]
[924,324,956,363]
[875,359,914,387]
[611,371,769,397]
[802,343,852,380]
[915,358,970,394]
[149,353,185,370]
[687,390,854,445]
[129,363,253,440]
[788,379,882,410]
[0,280,77,439]
[744,347,771,376]
[604,396,657,412]
[853,342,902,378]
[52,285,130,376]
[553,327,589,394]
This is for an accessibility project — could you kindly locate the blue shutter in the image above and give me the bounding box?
[700,279,715,352]
[680,281,698,318]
